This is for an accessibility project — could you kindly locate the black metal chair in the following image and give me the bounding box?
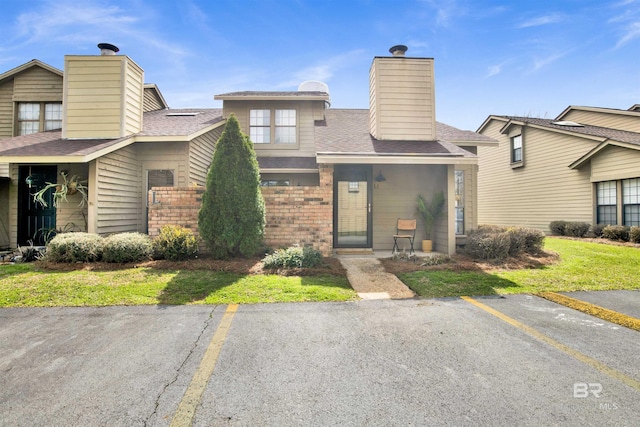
[392,218,417,255]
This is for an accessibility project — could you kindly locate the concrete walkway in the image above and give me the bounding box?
[337,254,415,300]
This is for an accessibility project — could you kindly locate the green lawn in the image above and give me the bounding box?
[399,237,640,298]
[0,265,357,307]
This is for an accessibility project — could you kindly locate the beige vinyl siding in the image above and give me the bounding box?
[561,110,640,133]
[0,80,13,138]
[369,57,436,141]
[54,163,89,232]
[94,146,143,234]
[189,127,223,185]
[143,87,164,112]
[456,164,477,233]
[63,55,143,139]
[124,63,143,135]
[222,100,320,157]
[478,120,596,232]
[591,145,640,182]
[138,142,189,187]
[0,163,8,177]
[372,164,449,252]
[12,67,63,102]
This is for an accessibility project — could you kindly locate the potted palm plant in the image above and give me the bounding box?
[32,171,88,208]
[416,191,445,252]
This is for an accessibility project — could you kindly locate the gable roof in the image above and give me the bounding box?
[0,108,224,163]
[0,59,63,83]
[315,109,485,165]
[143,83,169,111]
[556,105,640,121]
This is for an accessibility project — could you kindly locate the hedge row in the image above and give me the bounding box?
[464,225,545,261]
[550,220,640,243]
[43,225,199,263]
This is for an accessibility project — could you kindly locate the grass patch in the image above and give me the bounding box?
[399,237,640,298]
[0,264,356,307]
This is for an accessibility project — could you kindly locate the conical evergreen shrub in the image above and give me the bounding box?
[198,114,265,258]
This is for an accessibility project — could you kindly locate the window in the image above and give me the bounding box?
[596,181,617,225]
[455,170,464,235]
[261,179,290,187]
[148,170,174,190]
[17,102,62,135]
[511,134,522,164]
[250,109,271,143]
[249,109,296,145]
[623,178,640,226]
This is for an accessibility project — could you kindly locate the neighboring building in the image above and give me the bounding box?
[477,105,640,233]
[0,45,224,247]
[215,45,496,254]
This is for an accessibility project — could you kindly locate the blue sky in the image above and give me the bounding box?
[1,0,639,131]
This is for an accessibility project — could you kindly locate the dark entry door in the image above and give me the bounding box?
[334,165,372,248]
[18,165,57,245]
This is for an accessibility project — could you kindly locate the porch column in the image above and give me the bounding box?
[447,164,456,255]
[87,160,98,234]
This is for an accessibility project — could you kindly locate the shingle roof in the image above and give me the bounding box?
[216,91,328,98]
[140,109,223,136]
[314,109,481,156]
[0,109,225,160]
[500,116,640,146]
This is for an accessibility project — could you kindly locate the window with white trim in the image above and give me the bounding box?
[623,178,640,226]
[249,109,296,145]
[455,170,465,235]
[596,181,617,225]
[511,134,522,164]
[17,102,62,135]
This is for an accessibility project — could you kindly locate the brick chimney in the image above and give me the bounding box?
[62,43,144,139]
[369,45,437,141]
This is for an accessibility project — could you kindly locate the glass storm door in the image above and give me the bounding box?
[334,165,372,248]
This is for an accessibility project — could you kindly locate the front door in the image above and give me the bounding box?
[18,165,57,245]
[334,165,372,248]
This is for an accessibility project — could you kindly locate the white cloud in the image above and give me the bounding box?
[418,0,464,28]
[487,64,503,78]
[616,21,640,47]
[284,49,368,87]
[518,14,563,29]
[531,52,566,72]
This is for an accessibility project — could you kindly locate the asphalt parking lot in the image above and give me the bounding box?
[1,292,638,426]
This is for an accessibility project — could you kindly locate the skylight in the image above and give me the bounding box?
[552,121,584,127]
[166,112,200,117]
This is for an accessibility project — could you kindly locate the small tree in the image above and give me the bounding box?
[416,191,445,240]
[198,114,265,258]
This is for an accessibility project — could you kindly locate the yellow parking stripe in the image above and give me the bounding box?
[536,292,640,332]
[170,304,239,427]
[461,296,640,392]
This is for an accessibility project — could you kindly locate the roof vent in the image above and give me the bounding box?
[389,45,408,57]
[98,43,119,56]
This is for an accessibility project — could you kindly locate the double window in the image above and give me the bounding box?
[17,102,62,135]
[596,181,617,225]
[249,109,297,144]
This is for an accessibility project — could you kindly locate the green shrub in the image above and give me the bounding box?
[469,224,508,235]
[591,224,607,237]
[602,225,629,241]
[549,220,568,236]
[153,225,200,261]
[564,222,591,238]
[198,114,265,258]
[45,232,103,263]
[262,245,323,269]
[521,227,546,254]
[464,231,510,261]
[630,226,640,243]
[102,233,153,263]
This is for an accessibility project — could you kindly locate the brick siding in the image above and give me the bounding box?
[147,165,334,255]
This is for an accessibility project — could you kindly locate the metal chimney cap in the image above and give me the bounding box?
[97,43,119,55]
[389,45,408,56]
